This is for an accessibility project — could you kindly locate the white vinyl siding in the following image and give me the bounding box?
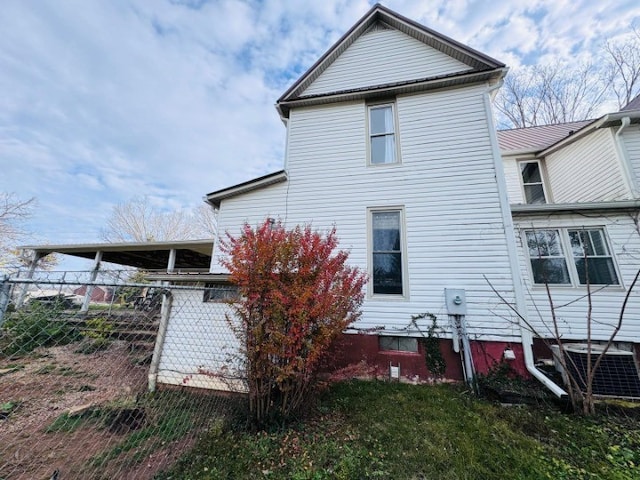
[156,289,244,392]
[515,213,640,343]
[302,27,471,96]
[622,125,640,190]
[213,85,520,342]
[545,129,631,202]
[502,155,525,204]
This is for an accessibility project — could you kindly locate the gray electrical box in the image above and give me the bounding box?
[445,288,467,316]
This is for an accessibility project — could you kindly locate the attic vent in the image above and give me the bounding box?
[551,344,640,398]
[364,21,392,34]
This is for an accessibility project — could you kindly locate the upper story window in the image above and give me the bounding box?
[368,103,398,165]
[370,208,406,295]
[519,160,547,204]
[525,228,619,286]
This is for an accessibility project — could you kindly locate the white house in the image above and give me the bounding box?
[19,5,640,397]
[191,4,535,387]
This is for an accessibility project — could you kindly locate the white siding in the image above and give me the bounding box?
[514,213,640,342]
[156,289,244,391]
[622,125,640,190]
[545,129,631,202]
[302,28,471,96]
[502,155,525,204]
[214,85,521,342]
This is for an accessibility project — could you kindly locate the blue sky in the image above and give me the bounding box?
[1,0,639,269]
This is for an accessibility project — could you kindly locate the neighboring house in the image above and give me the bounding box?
[73,285,115,303]
[497,98,640,395]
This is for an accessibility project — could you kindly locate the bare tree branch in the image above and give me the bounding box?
[100,196,217,243]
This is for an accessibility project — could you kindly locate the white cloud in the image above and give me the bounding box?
[1,0,639,264]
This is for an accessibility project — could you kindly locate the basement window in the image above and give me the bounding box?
[203,284,240,302]
[379,336,418,353]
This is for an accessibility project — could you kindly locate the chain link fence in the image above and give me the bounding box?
[0,270,246,480]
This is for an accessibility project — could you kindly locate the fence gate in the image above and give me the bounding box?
[0,271,245,480]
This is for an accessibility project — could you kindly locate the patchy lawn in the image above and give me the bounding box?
[0,342,236,480]
[159,380,640,480]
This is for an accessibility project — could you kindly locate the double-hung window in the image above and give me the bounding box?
[368,103,398,165]
[371,209,405,295]
[568,229,618,285]
[525,228,619,286]
[520,160,547,204]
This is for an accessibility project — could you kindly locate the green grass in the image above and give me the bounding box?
[158,380,640,480]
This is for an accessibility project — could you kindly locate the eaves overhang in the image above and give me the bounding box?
[277,69,507,118]
[19,239,215,270]
[510,200,640,217]
[205,170,287,209]
[540,111,640,157]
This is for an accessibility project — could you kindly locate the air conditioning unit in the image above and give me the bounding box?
[550,343,640,398]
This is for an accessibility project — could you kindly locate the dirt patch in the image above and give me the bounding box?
[0,342,214,480]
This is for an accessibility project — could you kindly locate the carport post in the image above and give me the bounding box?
[81,251,103,313]
[16,250,42,308]
[167,248,176,273]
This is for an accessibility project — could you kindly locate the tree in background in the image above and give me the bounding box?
[100,195,217,242]
[606,27,640,109]
[220,219,367,427]
[0,193,34,266]
[495,27,640,128]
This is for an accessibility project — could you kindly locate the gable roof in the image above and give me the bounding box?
[276,3,506,118]
[497,120,594,155]
[621,93,640,111]
[205,170,287,208]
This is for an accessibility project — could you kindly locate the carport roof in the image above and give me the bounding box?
[20,239,214,270]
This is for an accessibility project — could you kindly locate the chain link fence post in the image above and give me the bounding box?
[0,274,11,326]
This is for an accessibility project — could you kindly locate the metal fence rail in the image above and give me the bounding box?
[0,271,246,480]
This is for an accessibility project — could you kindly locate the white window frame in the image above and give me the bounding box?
[367,207,409,299]
[523,227,620,287]
[367,102,401,166]
[518,159,549,204]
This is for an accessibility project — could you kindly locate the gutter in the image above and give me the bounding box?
[511,199,640,216]
[614,116,638,197]
[483,80,567,398]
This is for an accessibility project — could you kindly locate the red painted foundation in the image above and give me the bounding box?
[325,333,529,382]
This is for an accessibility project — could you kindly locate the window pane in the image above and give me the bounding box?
[373,212,400,249]
[589,230,607,256]
[521,162,542,183]
[524,184,546,204]
[370,106,393,135]
[569,231,583,256]
[371,135,396,164]
[379,336,398,351]
[531,258,571,284]
[373,252,403,294]
[379,336,418,352]
[526,230,562,257]
[575,258,619,285]
[397,337,418,352]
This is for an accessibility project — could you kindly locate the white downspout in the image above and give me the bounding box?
[613,117,637,197]
[483,79,567,398]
